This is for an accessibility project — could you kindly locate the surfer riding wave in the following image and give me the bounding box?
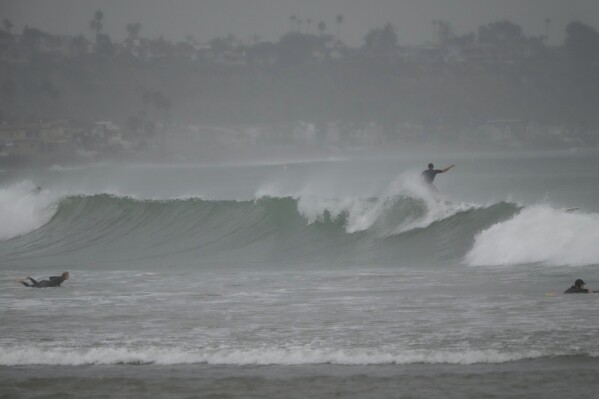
[421,163,455,192]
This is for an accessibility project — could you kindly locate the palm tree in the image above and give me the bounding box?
[336,14,344,39]
[3,18,13,34]
[318,21,326,36]
[89,10,104,40]
[289,15,303,32]
[290,15,298,31]
[126,22,141,39]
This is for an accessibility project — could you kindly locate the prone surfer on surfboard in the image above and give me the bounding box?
[421,163,455,192]
[18,272,69,288]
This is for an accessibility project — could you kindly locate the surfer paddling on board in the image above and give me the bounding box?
[421,163,455,191]
[564,279,593,294]
[18,272,69,288]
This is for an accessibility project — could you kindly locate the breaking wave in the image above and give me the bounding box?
[2,180,598,267]
[0,345,575,366]
[0,191,519,267]
[466,205,599,267]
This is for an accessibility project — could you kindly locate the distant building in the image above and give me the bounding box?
[0,125,43,157]
[0,120,78,159]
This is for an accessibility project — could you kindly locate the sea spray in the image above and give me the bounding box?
[0,181,56,241]
[295,172,478,236]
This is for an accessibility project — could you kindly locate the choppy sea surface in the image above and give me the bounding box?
[1,154,599,398]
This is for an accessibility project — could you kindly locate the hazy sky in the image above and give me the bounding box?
[2,0,599,46]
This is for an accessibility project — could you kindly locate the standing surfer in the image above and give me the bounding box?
[421,163,455,191]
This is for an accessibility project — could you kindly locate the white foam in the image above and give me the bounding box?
[466,205,599,267]
[0,181,57,241]
[0,346,559,366]
[295,172,476,235]
[297,196,384,233]
[391,174,477,234]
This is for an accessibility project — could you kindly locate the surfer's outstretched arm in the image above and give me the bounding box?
[442,164,455,173]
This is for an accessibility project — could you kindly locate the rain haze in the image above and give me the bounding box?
[4,0,599,46]
[1,0,599,162]
[2,2,599,399]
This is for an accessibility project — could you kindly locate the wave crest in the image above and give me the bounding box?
[0,345,561,366]
[0,191,522,267]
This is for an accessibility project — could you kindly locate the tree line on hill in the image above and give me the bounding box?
[1,12,599,149]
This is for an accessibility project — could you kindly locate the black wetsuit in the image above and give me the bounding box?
[564,285,589,294]
[421,169,443,184]
[21,275,67,288]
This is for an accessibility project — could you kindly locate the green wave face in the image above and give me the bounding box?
[0,194,519,270]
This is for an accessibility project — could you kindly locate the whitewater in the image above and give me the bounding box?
[2,155,599,398]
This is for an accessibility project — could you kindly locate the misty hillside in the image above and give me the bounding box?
[3,54,599,129]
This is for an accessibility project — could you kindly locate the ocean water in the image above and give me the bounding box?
[1,153,599,398]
